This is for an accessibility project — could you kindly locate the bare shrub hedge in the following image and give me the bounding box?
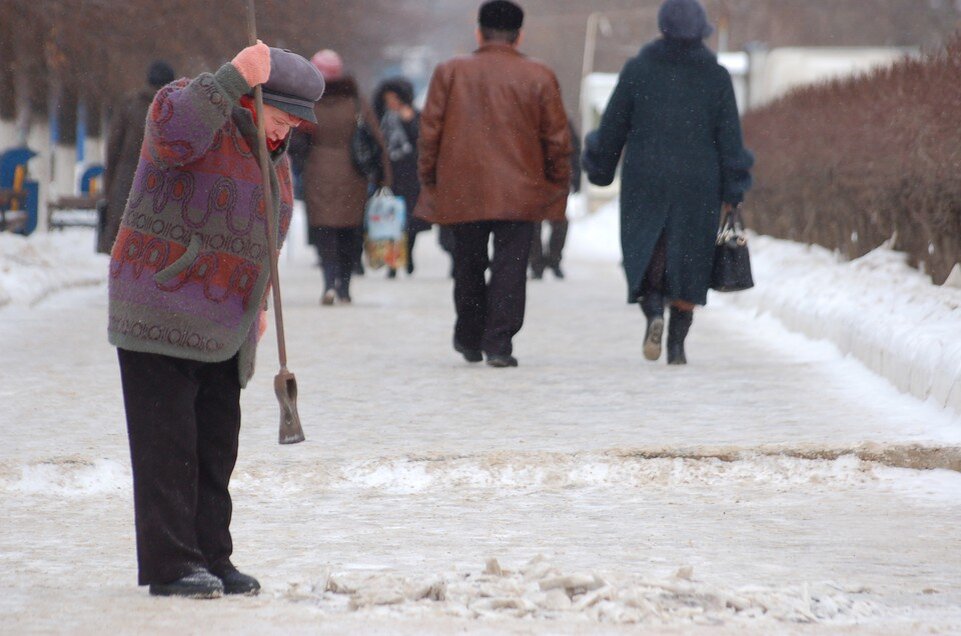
[741,36,961,283]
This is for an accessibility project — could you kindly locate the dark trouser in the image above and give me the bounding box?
[406,229,421,273]
[315,225,362,297]
[529,220,569,273]
[117,348,242,586]
[450,220,534,356]
[438,226,456,255]
[438,226,456,277]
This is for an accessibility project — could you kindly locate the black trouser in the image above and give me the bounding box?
[117,348,242,586]
[529,220,569,273]
[405,228,421,273]
[450,220,534,356]
[315,225,362,297]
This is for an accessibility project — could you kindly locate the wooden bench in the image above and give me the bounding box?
[47,195,101,230]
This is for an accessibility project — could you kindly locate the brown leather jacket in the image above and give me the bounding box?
[416,43,572,224]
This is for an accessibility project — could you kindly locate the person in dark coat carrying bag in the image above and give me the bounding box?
[584,0,753,365]
[373,77,431,278]
[108,42,325,598]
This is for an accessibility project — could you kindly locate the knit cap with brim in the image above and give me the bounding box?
[658,0,714,41]
[261,48,325,124]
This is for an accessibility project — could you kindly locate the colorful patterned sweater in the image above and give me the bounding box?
[108,63,294,387]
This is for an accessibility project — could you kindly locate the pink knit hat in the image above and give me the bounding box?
[311,49,344,81]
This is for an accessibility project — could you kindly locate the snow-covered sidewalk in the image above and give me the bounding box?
[1,206,959,633]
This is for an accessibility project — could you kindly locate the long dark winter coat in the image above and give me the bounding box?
[586,38,753,306]
[99,88,155,254]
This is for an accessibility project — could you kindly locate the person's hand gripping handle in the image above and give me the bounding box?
[231,40,271,88]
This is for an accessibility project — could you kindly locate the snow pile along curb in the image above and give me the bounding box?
[718,236,961,415]
[0,230,106,308]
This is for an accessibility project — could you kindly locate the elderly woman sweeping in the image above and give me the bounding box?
[585,0,753,365]
[108,42,324,598]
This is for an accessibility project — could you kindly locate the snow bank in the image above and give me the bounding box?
[0,230,105,307]
[566,200,961,416]
[723,236,961,416]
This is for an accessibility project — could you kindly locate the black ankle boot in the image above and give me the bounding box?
[149,569,224,598]
[211,565,261,596]
[667,307,693,365]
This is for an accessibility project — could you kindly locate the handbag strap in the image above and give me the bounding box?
[718,204,747,245]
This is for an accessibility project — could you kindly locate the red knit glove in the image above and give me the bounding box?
[232,41,271,88]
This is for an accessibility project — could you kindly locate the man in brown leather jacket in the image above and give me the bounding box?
[417,0,572,367]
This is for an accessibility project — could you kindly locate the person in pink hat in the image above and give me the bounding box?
[292,50,392,305]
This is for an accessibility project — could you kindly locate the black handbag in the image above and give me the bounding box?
[350,99,382,181]
[710,206,754,292]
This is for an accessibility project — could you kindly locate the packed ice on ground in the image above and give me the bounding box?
[1,199,959,633]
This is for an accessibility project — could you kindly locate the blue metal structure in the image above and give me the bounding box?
[0,147,40,235]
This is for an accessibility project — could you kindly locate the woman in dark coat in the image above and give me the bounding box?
[584,0,753,365]
[99,61,175,254]
[292,50,391,305]
[373,77,431,277]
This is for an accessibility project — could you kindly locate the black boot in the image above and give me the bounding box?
[211,565,261,596]
[148,569,224,598]
[667,306,693,365]
[640,294,664,361]
[453,337,483,363]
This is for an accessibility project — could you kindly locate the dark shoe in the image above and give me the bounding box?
[550,265,565,279]
[454,338,483,363]
[667,307,693,365]
[643,315,665,361]
[486,353,519,368]
[387,268,397,279]
[149,569,224,599]
[352,263,365,276]
[337,294,352,305]
[406,261,415,275]
[530,268,543,280]
[213,567,260,596]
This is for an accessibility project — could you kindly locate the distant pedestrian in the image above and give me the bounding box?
[108,42,325,598]
[98,60,175,254]
[584,0,753,365]
[373,77,431,278]
[530,118,581,280]
[418,0,572,367]
[292,50,391,305]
